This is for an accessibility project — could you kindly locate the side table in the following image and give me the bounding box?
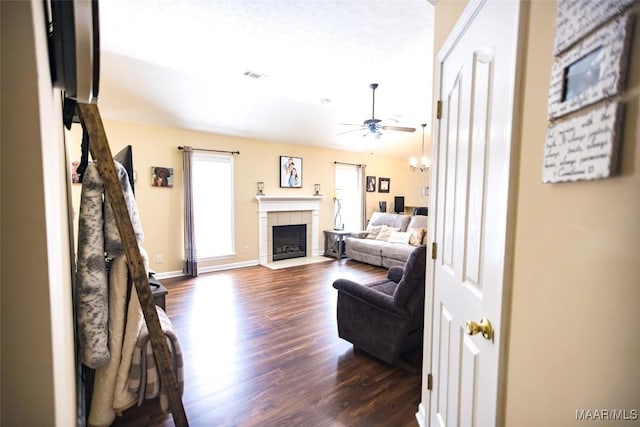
[149,275,168,310]
[323,230,352,260]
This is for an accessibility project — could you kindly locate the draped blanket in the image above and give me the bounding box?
[76,161,144,369]
[88,254,146,427]
[77,161,183,426]
[128,306,185,412]
[87,255,184,427]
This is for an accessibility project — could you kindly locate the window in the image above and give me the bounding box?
[334,164,363,231]
[192,152,234,259]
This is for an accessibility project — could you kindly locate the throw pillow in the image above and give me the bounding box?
[388,231,412,245]
[407,227,427,246]
[351,231,370,239]
[365,225,383,240]
[375,225,400,242]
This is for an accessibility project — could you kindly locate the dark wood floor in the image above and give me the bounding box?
[112,258,422,427]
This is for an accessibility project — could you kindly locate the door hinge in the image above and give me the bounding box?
[427,373,433,390]
[431,242,437,260]
[436,100,442,120]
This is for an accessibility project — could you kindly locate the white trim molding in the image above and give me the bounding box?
[415,402,426,427]
[255,196,323,266]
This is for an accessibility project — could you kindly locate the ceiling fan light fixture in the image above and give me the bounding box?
[421,156,430,169]
[337,83,416,138]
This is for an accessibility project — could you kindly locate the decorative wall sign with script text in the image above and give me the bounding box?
[553,0,636,55]
[545,0,635,184]
[548,14,634,120]
[543,102,622,183]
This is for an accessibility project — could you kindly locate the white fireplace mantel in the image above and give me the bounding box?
[255,195,323,265]
[255,195,323,212]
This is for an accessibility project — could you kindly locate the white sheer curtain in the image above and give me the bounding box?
[181,146,198,277]
[334,163,364,231]
[191,152,234,259]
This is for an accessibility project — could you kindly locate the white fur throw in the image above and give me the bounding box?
[76,161,144,369]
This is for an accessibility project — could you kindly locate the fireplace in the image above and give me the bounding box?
[272,224,307,261]
[255,195,322,266]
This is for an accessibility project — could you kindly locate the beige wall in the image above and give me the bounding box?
[507,1,640,424]
[1,1,76,425]
[430,1,640,425]
[70,119,428,274]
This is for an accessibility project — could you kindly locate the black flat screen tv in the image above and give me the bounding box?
[394,196,405,214]
[113,145,135,196]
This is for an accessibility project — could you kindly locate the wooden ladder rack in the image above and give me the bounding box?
[77,103,189,427]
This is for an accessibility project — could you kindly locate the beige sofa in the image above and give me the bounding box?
[345,212,428,268]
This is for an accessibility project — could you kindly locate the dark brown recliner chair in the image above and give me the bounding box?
[332,245,426,364]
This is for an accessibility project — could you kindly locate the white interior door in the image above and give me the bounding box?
[425,1,522,426]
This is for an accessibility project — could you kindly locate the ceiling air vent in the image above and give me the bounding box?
[243,70,267,80]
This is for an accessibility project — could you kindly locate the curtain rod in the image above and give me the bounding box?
[177,146,240,155]
[334,161,365,167]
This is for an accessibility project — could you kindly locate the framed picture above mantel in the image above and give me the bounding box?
[280,156,302,188]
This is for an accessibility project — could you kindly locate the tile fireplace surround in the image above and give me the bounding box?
[255,195,323,265]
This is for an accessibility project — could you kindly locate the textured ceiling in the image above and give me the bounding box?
[98,0,435,159]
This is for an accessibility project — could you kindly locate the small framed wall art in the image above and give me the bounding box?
[280,156,302,188]
[378,177,390,193]
[71,160,81,183]
[548,13,634,120]
[151,166,173,187]
[366,176,376,192]
[543,2,635,184]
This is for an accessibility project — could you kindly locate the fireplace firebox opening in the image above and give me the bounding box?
[273,224,307,261]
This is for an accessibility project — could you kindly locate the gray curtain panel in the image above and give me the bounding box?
[360,165,367,229]
[181,146,198,277]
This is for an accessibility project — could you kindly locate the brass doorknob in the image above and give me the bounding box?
[465,317,493,340]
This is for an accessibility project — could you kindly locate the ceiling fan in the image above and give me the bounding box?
[338,83,416,138]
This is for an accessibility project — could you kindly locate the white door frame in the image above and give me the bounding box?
[417,0,526,425]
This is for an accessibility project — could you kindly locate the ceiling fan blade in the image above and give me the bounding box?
[338,122,364,127]
[337,127,366,136]
[382,125,416,132]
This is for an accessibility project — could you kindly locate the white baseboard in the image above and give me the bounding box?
[152,259,261,279]
[199,259,260,274]
[415,402,426,427]
[154,270,184,280]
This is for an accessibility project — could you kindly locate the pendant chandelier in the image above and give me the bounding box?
[410,123,430,172]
